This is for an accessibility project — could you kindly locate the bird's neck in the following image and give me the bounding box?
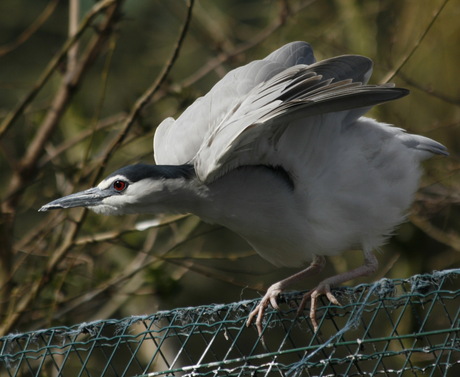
[142,176,211,216]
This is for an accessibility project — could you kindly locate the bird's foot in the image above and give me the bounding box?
[297,283,341,332]
[246,257,327,337]
[246,284,282,336]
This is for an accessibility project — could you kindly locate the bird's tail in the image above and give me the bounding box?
[399,133,449,160]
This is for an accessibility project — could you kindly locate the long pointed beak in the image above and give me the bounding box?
[39,187,110,212]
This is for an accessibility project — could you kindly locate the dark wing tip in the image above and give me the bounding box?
[308,55,374,84]
[391,87,410,99]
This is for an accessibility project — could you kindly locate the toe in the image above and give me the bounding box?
[247,285,283,334]
[246,302,266,337]
[247,302,265,327]
[298,284,341,332]
[296,290,312,316]
[269,295,280,310]
[326,291,341,306]
[309,292,320,332]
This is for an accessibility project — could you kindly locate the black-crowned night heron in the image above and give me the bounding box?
[40,41,448,334]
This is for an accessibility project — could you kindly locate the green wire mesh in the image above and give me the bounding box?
[1,269,459,377]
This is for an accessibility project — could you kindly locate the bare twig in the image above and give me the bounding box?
[39,113,127,168]
[91,0,195,184]
[0,0,118,139]
[67,0,80,76]
[0,0,60,57]
[410,213,460,253]
[380,0,450,84]
[398,72,460,106]
[3,1,122,212]
[0,0,124,335]
[177,0,316,89]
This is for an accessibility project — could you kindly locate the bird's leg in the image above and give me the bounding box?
[246,255,326,336]
[298,250,378,332]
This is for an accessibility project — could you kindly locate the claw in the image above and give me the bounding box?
[247,253,376,335]
[246,256,327,336]
[246,285,282,337]
[269,295,280,310]
[297,283,341,332]
[246,298,268,336]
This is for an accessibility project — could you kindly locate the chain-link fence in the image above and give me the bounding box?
[1,269,459,377]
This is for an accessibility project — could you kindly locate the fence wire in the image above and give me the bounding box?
[1,269,459,377]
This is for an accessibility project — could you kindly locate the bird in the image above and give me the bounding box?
[40,41,448,335]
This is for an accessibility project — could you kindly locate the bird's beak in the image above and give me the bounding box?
[39,187,110,212]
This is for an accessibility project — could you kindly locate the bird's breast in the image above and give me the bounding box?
[195,166,317,267]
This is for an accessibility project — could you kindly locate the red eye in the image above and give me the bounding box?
[113,180,127,192]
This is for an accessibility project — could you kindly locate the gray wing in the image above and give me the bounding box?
[154,42,408,182]
[154,42,315,166]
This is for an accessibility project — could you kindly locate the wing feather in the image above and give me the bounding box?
[153,42,408,183]
[154,42,315,165]
[193,61,407,182]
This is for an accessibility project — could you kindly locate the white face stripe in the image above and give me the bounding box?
[97,175,131,190]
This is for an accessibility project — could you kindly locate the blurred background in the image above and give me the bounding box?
[0,0,458,335]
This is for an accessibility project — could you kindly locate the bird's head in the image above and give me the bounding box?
[39,164,196,215]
